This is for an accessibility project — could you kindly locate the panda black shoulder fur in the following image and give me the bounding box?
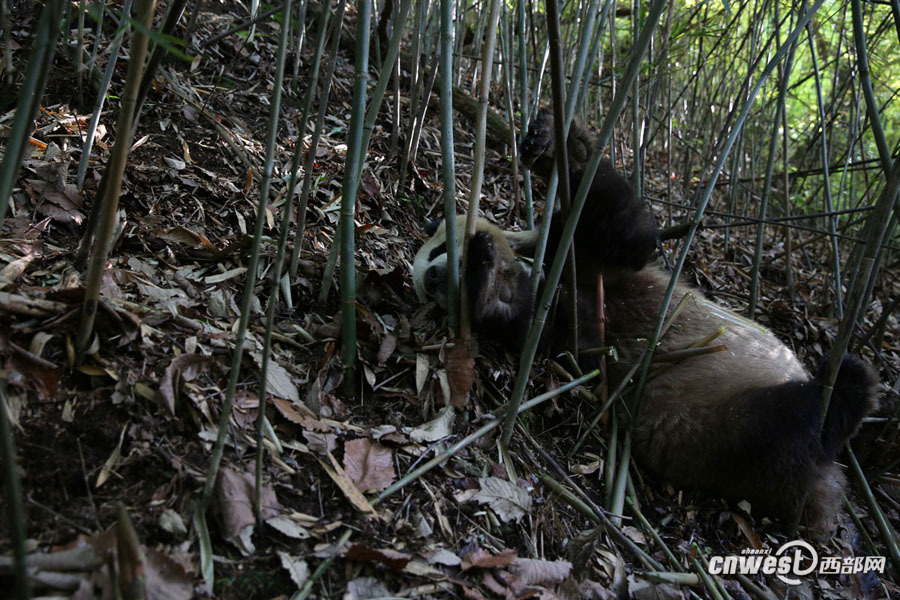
[412,108,878,538]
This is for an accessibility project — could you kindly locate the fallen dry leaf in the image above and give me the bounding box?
[96,426,127,488]
[445,342,474,408]
[250,351,300,402]
[461,548,518,571]
[1,334,63,400]
[510,557,573,585]
[407,405,454,443]
[316,452,378,518]
[216,464,282,555]
[277,550,309,589]
[481,571,516,599]
[0,253,35,283]
[159,353,215,415]
[303,430,338,454]
[376,333,397,365]
[144,549,194,600]
[344,544,411,573]
[116,504,147,598]
[343,438,395,493]
[415,352,429,395]
[344,576,393,600]
[266,516,311,540]
[471,477,532,523]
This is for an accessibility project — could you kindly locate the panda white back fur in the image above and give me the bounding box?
[412,108,878,538]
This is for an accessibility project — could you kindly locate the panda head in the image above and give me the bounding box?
[412,215,540,345]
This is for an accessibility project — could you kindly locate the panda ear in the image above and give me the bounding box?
[424,217,444,237]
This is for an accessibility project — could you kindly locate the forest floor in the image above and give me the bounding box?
[1,4,899,600]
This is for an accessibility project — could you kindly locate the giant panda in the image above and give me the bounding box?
[412,108,879,538]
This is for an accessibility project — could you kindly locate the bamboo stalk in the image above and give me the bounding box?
[76,0,156,357]
[544,0,579,363]
[1,379,30,599]
[199,0,293,511]
[630,0,827,426]
[439,0,460,334]
[339,0,373,393]
[291,0,348,281]
[0,0,65,225]
[460,0,502,343]
[748,8,798,319]
[76,0,135,191]
[804,14,844,317]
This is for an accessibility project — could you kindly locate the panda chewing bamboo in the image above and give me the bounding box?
[412,109,878,538]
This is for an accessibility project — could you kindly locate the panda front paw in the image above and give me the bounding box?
[468,230,496,264]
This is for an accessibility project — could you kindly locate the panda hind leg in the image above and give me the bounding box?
[800,463,846,541]
[817,355,879,458]
[728,370,866,539]
[703,379,826,533]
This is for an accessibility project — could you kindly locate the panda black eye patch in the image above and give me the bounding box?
[428,242,447,262]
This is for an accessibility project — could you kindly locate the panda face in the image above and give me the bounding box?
[412,219,456,306]
[418,247,450,307]
[413,215,541,304]
[412,216,539,345]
